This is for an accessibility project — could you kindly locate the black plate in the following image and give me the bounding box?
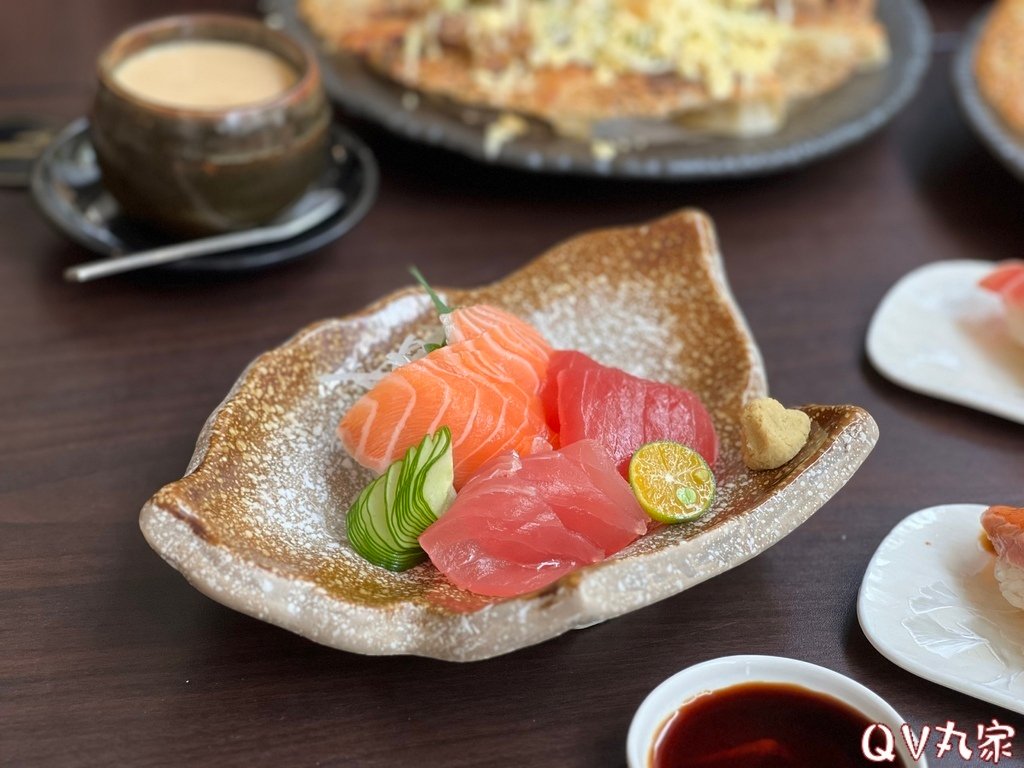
[265,0,931,180]
[30,119,379,273]
[952,7,1024,183]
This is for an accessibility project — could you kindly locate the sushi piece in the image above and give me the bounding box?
[982,505,1024,609]
[540,351,718,477]
[419,440,648,597]
[979,261,1024,346]
[338,305,553,488]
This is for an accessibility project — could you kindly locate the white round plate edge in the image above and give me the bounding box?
[865,260,1024,425]
[857,503,1024,716]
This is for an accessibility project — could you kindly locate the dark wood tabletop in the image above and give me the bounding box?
[3,1,1022,766]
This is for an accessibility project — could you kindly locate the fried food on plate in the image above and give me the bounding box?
[975,0,1024,136]
[301,0,889,140]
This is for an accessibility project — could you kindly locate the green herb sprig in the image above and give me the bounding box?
[409,266,451,351]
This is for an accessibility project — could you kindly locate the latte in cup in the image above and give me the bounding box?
[112,40,298,110]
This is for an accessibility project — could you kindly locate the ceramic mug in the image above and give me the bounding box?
[92,14,330,236]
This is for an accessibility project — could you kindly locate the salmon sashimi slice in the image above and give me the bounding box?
[338,305,553,488]
[419,440,648,597]
[443,304,552,389]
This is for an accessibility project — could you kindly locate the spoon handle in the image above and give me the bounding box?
[64,191,342,282]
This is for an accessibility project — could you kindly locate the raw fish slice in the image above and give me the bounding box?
[415,355,527,444]
[423,486,603,584]
[419,440,648,597]
[446,305,552,363]
[439,341,539,400]
[469,530,598,570]
[982,505,1024,610]
[559,440,654,535]
[544,351,718,477]
[982,505,1024,568]
[457,493,606,564]
[979,261,1024,300]
[979,262,1024,345]
[420,541,573,597]
[443,398,545,487]
[342,355,501,474]
[455,449,523,489]
[444,305,552,389]
[1008,279,1024,306]
[541,351,573,433]
[338,323,553,487]
[560,367,644,468]
[495,446,645,554]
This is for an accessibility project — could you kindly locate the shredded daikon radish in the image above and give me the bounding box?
[320,333,439,391]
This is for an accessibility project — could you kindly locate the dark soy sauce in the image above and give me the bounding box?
[651,682,906,768]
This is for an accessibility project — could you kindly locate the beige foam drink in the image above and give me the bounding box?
[113,40,297,110]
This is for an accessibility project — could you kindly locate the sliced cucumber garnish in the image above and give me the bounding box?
[346,427,455,572]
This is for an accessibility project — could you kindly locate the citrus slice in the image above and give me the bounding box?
[628,441,716,524]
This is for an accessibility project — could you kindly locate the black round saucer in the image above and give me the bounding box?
[31,118,379,273]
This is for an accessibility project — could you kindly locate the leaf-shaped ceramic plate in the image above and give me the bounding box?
[859,504,1024,715]
[140,210,878,661]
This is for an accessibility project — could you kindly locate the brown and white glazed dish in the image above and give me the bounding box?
[140,210,878,662]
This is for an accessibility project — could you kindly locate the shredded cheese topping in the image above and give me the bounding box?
[484,112,530,157]
[406,0,791,100]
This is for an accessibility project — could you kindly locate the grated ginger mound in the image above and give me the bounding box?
[741,397,811,471]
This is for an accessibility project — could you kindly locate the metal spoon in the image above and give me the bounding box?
[64,189,344,282]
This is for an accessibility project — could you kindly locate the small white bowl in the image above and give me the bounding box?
[626,655,927,768]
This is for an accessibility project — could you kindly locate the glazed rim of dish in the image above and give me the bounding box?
[140,209,878,661]
[952,8,1024,181]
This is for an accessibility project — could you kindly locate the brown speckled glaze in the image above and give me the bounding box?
[139,210,878,661]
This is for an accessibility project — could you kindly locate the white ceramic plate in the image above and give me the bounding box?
[866,260,1024,424]
[858,503,1024,715]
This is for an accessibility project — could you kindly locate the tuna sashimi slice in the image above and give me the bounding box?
[419,440,648,597]
[541,351,718,477]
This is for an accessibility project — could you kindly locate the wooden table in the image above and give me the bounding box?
[2,2,1021,766]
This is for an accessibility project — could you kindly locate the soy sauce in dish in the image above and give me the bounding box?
[651,682,905,768]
